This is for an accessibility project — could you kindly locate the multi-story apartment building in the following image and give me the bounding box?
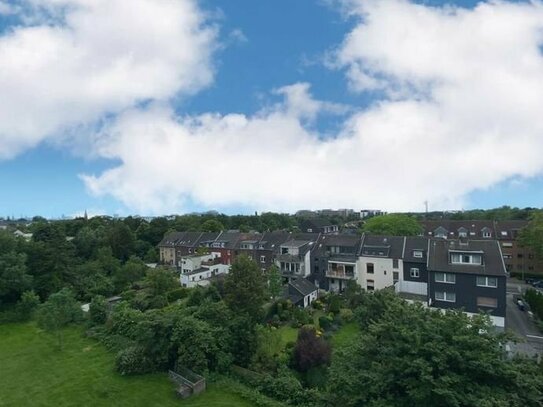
[421,220,542,275]
[426,239,507,328]
[396,236,429,300]
[358,235,404,292]
[179,252,230,288]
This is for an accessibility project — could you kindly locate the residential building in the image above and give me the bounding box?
[275,238,315,283]
[358,235,404,292]
[284,278,319,308]
[427,239,507,328]
[311,234,362,292]
[179,252,229,288]
[395,236,429,301]
[299,218,339,234]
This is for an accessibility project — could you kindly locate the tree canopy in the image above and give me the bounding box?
[362,214,422,236]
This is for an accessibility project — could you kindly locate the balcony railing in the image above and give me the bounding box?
[326,270,355,279]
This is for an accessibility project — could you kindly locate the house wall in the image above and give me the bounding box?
[403,261,428,283]
[357,256,401,291]
[160,247,175,265]
[428,272,506,318]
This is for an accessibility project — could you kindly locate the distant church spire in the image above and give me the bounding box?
[84,209,88,220]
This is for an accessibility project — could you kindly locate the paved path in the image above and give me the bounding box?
[505,280,543,357]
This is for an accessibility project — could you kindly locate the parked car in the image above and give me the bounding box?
[517,299,526,311]
[532,280,543,289]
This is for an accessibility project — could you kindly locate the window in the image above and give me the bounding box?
[393,271,399,283]
[502,242,513,248]
[450,253,482,265]
[501,231,508,237]
[483,231,492,238]
[476,276,497,288]
[367,263,374,274]
[503,254,512,259]
[413,250,423,258]
[477,297,497,308]
[435,291,456,302]
[517,253,524,259]
[435,272,456,284]
[458,231,467,237]
[410,268,420,278]
[281,247,288,254]
[367,279,375,291]
[260,255,266,263]
[393,259,399,269]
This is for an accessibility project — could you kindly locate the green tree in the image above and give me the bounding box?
[16,290,40,320]
[173,316,232,374]
[224,255,267,321]
[89,295,108,325]
[519,212,543,260]
[145,267,178,298]
[37,288,82,350]
[201,219,225,233]
[329,296,543,407]
[26,223,78,299]
[293,326,331,373]
[267,265,283,300]
[0,251,32,306]
[362,214,422,236]
[107,222,136,262]
[113,256,147,291]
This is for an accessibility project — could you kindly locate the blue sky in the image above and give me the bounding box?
[0,0,542,217]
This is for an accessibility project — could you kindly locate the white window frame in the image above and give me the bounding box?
[435,272,456,284]
[476,276,498,288]
[413,250,423,258]
[483,231,492,238]
[410,268,420,278]
[435,291,456,302]
[260,255,266,263]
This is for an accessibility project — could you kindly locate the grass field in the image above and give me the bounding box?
[0,323,254,407]
[331,322,360,348]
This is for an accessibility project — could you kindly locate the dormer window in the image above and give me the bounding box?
[483,231,492,238]
[281,247,288,254]
[451,253,482,265]
[500,231,508,237]
[413,250,423,258]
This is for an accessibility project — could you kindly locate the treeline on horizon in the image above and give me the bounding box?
[2,205,541,234]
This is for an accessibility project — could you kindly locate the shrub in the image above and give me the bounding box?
[293,327,332,373]
[89,295,108,325]
[318,315,333,331]
[339,308,354,323]
[115,346,155,375]
[312,299,323,310]
[167,287,188,302]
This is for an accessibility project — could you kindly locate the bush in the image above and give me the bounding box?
[89,295,107,325]
[328,294,342,314]
[115,346,155,375]
[318,315,333,331]
[312,299,323,310]
[339,308,354,323]
[167,287,188,302]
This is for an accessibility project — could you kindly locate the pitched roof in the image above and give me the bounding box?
[360,235,405,259]
[427,239,506,277]
[402,236,429,263]
[289,278,317,296]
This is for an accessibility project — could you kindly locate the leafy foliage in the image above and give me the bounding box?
[224,255,267,322]
[37,288,82,350]
[329,295,543,407]
[292,327,331,373]
[362,214,422,236]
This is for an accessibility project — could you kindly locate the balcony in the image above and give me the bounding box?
[326,264,356,279]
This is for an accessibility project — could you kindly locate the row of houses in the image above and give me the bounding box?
[159,228,510,327]
[421,220,541,275]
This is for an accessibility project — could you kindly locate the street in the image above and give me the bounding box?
[505,280,543,357]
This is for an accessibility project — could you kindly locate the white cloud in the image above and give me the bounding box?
[0,0,216,159]
[83,0,543,214]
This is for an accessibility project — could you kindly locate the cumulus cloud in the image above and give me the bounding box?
[82,0,543,214]
[0,0,216,159]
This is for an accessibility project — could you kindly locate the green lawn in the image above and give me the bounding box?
[277,325,298,346]
[0,323,254,407]
[331,322,361,348]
